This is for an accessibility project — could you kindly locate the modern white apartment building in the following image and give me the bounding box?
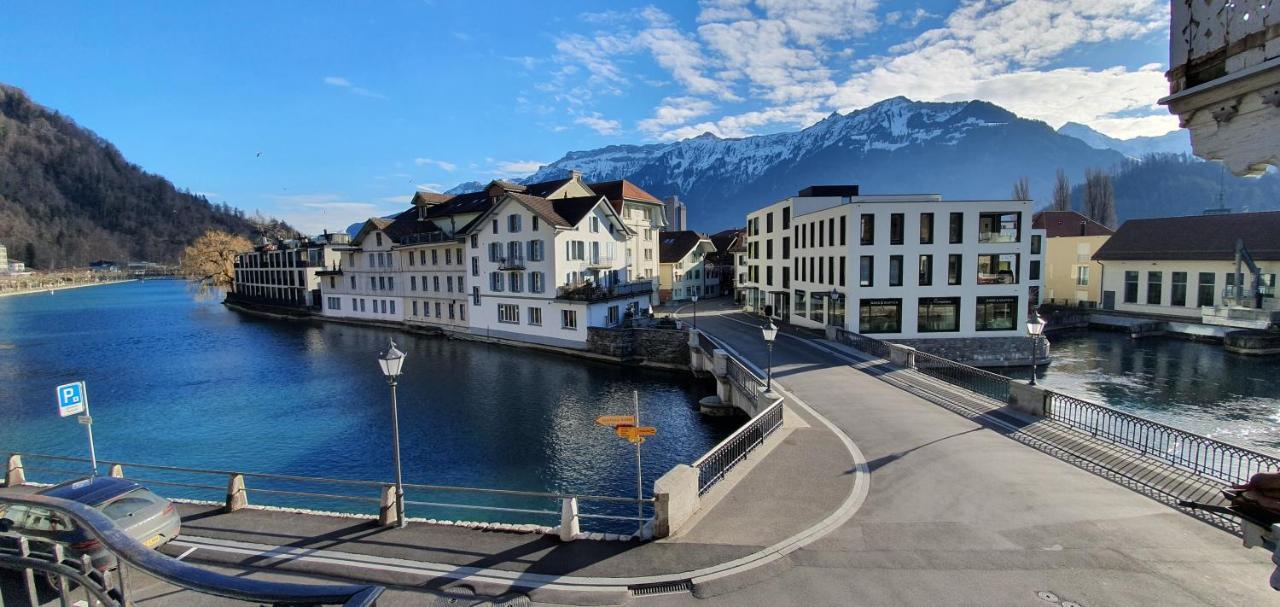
[232,232,348,310]
[1094,211,1279,328]
[658,231,719,302]
[742,185,1044,358]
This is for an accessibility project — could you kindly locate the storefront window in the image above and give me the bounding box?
[859,298,902,334]
[918,297,960,332]
[975,296,1018,331]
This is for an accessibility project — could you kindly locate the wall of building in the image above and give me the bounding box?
[1098,258,1279,318]
[585,326,691,366]
[1042,235,1110,306]
[319,229,404,321]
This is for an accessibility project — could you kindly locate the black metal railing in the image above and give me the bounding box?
[832,327,891,358]
[0,493,383,606]
[555,280,654,302]
[692,398,784,495]
[913,349,1012,402]
[724,357,760,411]
[1044,391,1280,486]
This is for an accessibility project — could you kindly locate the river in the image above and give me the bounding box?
[1028,330,1280,455]
[0,280,736,527]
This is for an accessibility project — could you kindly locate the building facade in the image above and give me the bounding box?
[589,179,666,285]
[743,186,1044,348]
[232,232,347,309]
[658,231,718,303]
[1033,211,1114,307]
[1094,212,1279,328]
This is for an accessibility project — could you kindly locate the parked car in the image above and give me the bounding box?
[0,476,181,576]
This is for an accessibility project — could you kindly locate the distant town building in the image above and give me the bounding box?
[658,231,719,303]
[89,260,121,273]
[664,195,687,232]
[0,244,7,271]
[741,185,1044,360]
[231,232,348,309]
[588,177,667,284]
[708,228,745,301]
[1093,211,1279,328]
[1032,211,1114,308]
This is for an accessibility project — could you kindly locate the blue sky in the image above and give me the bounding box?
[1,1,1173,234]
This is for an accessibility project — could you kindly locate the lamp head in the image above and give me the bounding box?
[761,320,778,343]
[378,338,406,378]
[1026,312,1046,337]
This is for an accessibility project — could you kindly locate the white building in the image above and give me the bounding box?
[1094,211,1279,329]
[232,232,347,309]
[588,179,667,285]
[742,185,1044,360]
[658,231,719,303]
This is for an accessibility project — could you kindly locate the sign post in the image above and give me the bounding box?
[596,390,658,536]
[56,381,97,475]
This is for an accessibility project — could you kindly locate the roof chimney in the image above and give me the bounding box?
[570,169,582,180]
[1080,218,1087,236]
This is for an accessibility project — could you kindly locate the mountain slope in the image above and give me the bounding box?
[513,97,1130,230]
[1073,154,1280,222]
[0,84,271,269]
[1057,122,1191,158]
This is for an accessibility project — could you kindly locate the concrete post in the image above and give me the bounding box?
[888,344,917,369]
[559,497,580,542]
[378,484,399,527]
[653,464,700,539]
[825,325,837,340]
[712,349,728,377]
[5,454,25,487]
[1008,381,1047,416]
[108,464,124,478]
[224,474,248,512]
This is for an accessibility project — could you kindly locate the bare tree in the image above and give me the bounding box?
[1051,169,1071,211]
[1083,168,1117,228]
[179,230,253,294]
[1012,176,1030,201]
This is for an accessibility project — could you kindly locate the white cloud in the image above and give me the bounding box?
[380,195,413,204]
[638,97,716,136]
[575,113,622,135]
[885,8,939,28]
[266,193,392,236]
[413,157,458,172]
[417,183,444,193]
[493,160,546,176]
[322,75,386,100]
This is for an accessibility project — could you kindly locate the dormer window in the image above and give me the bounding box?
[591,217,600,233]
[375,232,383,247]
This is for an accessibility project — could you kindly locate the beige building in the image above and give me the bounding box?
[1032,211,1114,307]
[588,180,666,285]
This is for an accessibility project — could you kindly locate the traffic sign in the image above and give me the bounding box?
[595,415,636,427]
[615,426,657,440]
[56,382,86,417]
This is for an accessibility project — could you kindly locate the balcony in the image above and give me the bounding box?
[586,255,616,269]
[497,255,526,270]
[556,279,653,302]
[1162,1,1280,175]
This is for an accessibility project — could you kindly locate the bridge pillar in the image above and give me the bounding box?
[5,454,24,487]
[558,497,580,542]
[1008,381,1047,417]
[888,344,916,368]
[378,484,399,527]
[225,474,248,512]
[653,464,700,539]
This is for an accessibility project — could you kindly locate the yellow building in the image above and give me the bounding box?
[1032,211,1114,307]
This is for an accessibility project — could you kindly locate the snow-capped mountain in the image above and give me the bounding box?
[1057,122,1191,159]
[452,97,1134,230]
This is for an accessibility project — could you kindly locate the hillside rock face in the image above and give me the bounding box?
[0,84,267,268]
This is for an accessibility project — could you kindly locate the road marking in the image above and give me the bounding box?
[175,546,198,561]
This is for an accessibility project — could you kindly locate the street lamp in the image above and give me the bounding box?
[761,320,778,392]
[1026,312,1046,386]
[691,294,699,329]
[378,338,408,528]
[829,289,841,328]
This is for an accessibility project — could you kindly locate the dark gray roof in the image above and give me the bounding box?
[1032,211,1114,237]
[1094,211,1280,261]
[659,230,711,263]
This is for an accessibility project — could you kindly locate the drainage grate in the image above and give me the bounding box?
[630,580,693,597]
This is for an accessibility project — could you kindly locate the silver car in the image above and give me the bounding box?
[0,476,181,575]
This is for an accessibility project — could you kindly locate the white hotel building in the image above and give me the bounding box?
[741,185,1044,362]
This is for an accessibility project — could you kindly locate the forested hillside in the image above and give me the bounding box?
[0,84,274,269]
[1070,154,1280,222]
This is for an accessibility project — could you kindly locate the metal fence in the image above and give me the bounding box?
[913,349,1012,402]
[1043,391,1280,486]
[692,398,785,495]
[7,453,652,534]
[832,327,891,358]
[724,357,760,410]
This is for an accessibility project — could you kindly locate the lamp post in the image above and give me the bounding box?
[691,294,699,329]
[761,320,778,392]
[1026,312,1046,386]
[829,289,841,328]
[378,338,408,528]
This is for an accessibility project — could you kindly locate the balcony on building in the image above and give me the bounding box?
[555,278,653,302]
[585,254,616,269]
[1161,1,1280,175]
[497,255,526,270]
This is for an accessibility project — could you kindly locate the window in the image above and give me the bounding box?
[811,293,825,324]
[492,219,498,234]
[408,252,415,267]
[412,301,418,316]
[782,207,790,229]
[1029,260,1040,281]
[352,297,357,310]
[1172,272,1188,306]
[1075,266,1090,286]
[919,255,933,286]
[420,250,426,265]
[375,232,383,246]
[350,276,356,289]
[818,220,825,247]
[1031,234,1042,255]
[976,254,1019,284]
[509,272,523,293]
[388,277,396,291]
[562,309,578,329]
[530,271,544,293]
[498,304,519,323]
[459,304,465,321]
[978,212,1021,243]
[327,297,341,310]
[490,271,503,292]
[591,217,600,233]
[949,212,963,244]
[839,216,847,246]
[1124,271,1140,303]
[389,300,395,315]
[470,234,478,249]
[472,256,479,276]
[529,240,543,262]
[860,256,874,287]
[766,212,774,233]
[532,216,539,231]
[839,257,846,287]
[860,214,874,245]
[433,276,440,291]
[828,218,835,246]
[766,239,774,260]
[783,266,791,289]
[859,298,901,334]
[948,254,962,286]
[508,214,521,232]
[489,242,501,262]
[794,290,807,318]
[782,237,790,259]
[508,241,522,265]
[975,296,1018,331]
[920,213,934,245]
[918,297,960,332]
[528,307,542,326]
[449,303,456,319]
[766,266,774,286]
[890,214,904,245]
[472,286,481,305]
[447,276,454,292]
[446,249,452,265]
[1147,271,1163,305]
[435,302,442,317]
[889,255,903,287]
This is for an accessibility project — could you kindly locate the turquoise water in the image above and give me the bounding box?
[0,281,735,526]
[1030,330,1280,454]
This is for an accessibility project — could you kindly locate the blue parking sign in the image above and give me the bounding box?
[56,381,86,417]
